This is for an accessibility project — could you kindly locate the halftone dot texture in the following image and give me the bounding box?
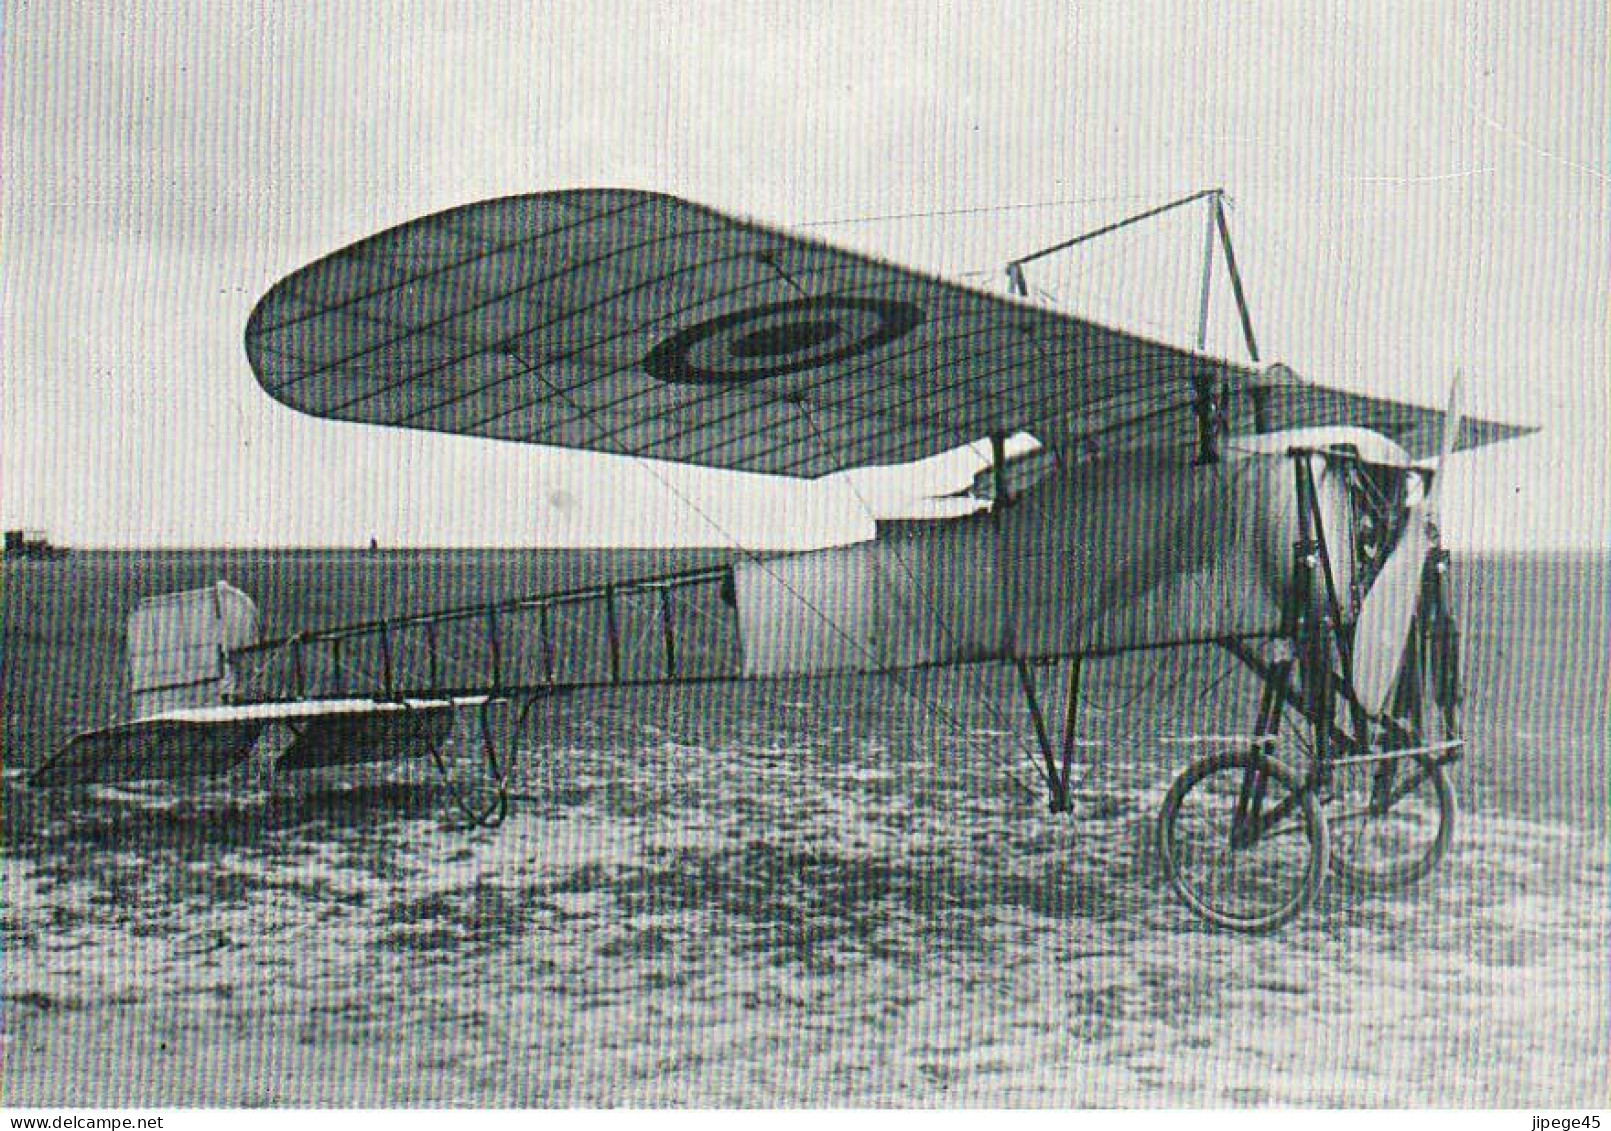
[5,551,1606,1105]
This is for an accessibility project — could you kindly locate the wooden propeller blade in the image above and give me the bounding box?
[1351,499,1433,716]
[1352,377,1462,717]
[1427,374,1462,516]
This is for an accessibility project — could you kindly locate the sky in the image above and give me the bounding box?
[2,1,1606,549]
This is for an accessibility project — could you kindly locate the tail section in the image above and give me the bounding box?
[29,579,486,788]
[30,716,268,788]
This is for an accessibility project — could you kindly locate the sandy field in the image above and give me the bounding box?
[4,666,1606,1107]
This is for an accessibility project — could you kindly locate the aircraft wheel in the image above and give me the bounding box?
[1326,754,1454,890]
[1157,749,1328,933]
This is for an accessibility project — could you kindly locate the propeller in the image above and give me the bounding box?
[1351,377,1462,717]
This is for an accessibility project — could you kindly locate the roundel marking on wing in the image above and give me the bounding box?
[642,297,924,385]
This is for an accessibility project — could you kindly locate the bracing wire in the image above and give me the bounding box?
[507,347,1047,805]
[792,399,1051,801]
[751,251,1049,799]
[794,192,1165,230]
[1013,202,1201,344]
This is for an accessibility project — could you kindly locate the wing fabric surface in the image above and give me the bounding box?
[245,190,1527,478]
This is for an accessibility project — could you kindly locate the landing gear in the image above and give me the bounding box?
[1327,572,1461,890]
[1158,747,1327,932]
[1325,752,1454,890]
[1156,629,1460,930]
[422,692,550,828]
[1157,456,1464,931]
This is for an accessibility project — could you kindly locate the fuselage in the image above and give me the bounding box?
[172,427,1417,706]
[731,427,1409,677]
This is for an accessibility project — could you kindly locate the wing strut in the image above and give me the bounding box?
[1005,188,1266,436]
[1005,187,1221,280]
[1212,194,1261,365]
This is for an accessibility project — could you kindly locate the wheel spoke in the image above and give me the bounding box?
[1158,749,1327,932]
[1327,753,1453,889]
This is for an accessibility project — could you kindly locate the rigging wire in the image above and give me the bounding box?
[1227,204,1373,393]
[1013,205,1201,342]
[755,250,1051,798]
[507,347,1046,805]
[793,192,1165,230]
[793,399,1052,799]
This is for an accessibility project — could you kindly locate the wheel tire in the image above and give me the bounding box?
[1330,590,1461,891]
[1157,748,1329,933]
[1327,754,1455,890]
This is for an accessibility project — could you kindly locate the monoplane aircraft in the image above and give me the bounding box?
[33,189,1531,930]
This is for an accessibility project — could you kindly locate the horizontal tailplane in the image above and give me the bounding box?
[30,717,267,787]
[30,697,481,788]
[276,705,455,771]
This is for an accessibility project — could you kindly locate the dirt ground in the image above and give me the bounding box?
[3,676,1606,1107]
